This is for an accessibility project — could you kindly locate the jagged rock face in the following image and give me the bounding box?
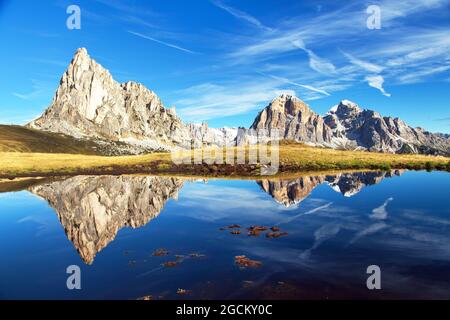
[29,175,183,264]
[258,171,403,207]
[247,96,449,155]
[324,100,450,155]
[257,176,326,206]
[27,48,237,153]
[249,94,332,145]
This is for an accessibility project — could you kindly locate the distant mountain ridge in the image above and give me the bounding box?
[324,100,450,155]
[249,95,450,156]
[26,48,450,156]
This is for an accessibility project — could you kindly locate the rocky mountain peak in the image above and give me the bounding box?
[269,94,311,116]
[324,100,450,155]
[330,100,362,118]
[73,47,89,61]
[249,94,332,145]
[68,47,113,88]
[27,48,237,153]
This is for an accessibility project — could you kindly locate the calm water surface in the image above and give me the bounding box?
[0,170,449,299]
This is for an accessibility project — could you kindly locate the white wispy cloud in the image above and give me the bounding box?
[398,65,450,84]
[365,75,391,97]
[386,46,449,67]
[290,39,337,75]
[210,0,272,31]
[174,60,351,121]
[342,51,383,73]
[12,92,34,100]
[175,80,295,121]
[262,73,330,96]
[178,1,447,122]
[217,0,449,104]
[127,30,196,54]
[378,0,448,24]
[229,35,338,77]
[304,48,337,75]
[12,79,54,100]
[229,33,302,62]
[8,0,448,126]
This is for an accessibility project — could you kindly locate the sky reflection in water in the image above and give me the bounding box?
[0,170,449,299]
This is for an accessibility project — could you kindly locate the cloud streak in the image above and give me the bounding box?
[175,80,295,121]
[12,78,54,101]
[128,31,196,54]
[398,65,450,84]
[210,0,272,31]
[262,73,330,96]
[342,51,383,73]
[217,0,449,105]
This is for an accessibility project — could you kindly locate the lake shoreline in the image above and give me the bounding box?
[0,167,448,192]
[1,159,450,180]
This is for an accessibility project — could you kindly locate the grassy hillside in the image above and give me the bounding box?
[0,125,104,155]
[0,142,449,178]
[278,141,450,171]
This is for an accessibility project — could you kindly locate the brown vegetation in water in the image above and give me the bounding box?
[152,248,169,256]
[162,261,178,267]
[235,255,262,268]
[266,232,289,238]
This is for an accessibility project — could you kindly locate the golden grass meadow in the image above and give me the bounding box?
[1,141,449,178]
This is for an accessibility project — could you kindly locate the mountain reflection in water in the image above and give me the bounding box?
[257,170,403,207]
[30,176,183,264]
[1,170,449,299]
[26,171,401,264]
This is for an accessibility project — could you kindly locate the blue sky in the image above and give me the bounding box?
[0,0,449,132]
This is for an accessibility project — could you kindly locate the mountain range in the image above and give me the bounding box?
[26,48,450,156]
